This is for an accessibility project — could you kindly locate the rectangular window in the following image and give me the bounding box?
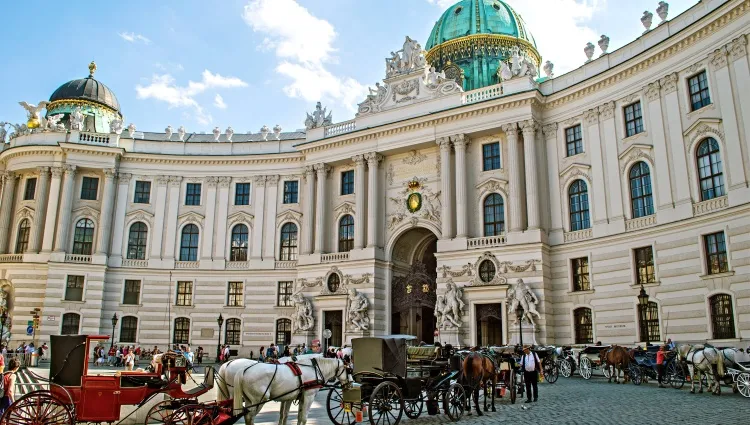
[185,183,201,205]
[65,275,85,301]
[704,232,728,275]
[571,257,590,292]
[80,177,99,200]
[277,281,294,307]
[688,71,711,111]
[227,282,243,307]
[23,178,37,200]
[565,125,583,157]
[283,181,299,204]
[634,246,656,285]
[133,181,151,204]
[624,102,644,138]
[482,142,501,171]
[176,281,193,306]
[123,280,141,305]
[235,183,251,205]
[341,170,354,195]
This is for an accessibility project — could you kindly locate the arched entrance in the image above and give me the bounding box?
[390,228,438,343]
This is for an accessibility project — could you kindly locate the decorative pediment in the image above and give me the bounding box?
[683,118,724,154]
[125,209,154,224]
[334,202,355,217]
[618,144,655,173]
[71,205,100,220]
[276,209,302,227]
[475,177,509,197]
[177,211,204,226]
[227,211,254,228]
[15,206,34,221]
[559,163,592,188]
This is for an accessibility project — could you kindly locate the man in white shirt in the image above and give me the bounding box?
[521,345,541,403]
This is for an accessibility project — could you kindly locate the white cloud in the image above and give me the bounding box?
[242,0,367,112]
[425,0,456,8]
[214,94,227,109]
[119,32,152,44]
[135,70,247,125]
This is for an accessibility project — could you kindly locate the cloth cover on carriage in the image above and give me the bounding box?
[50,334,88,386]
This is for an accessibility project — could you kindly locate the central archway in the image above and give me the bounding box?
[390,227,438,343]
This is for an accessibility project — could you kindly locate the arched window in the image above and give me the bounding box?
[127,222,148,260]
[709,294,736,339]
[72,218,95,255]
[14,219,30,254]
[638,301,660,343]
[120,316,138,343]
[696,138,725,201]
[276,318,292,345]
[230,224,249,262]
[478,260,496,283]
[225,318,241,345]
[173,317,190,344]
[483,194,505,236]
[573,308,593,344]
[338,215,354,252]
[180,224,199,262]
[279,223,298,261]
[61,313,80,335]
[568,180,590,231]
[629,162,654,218]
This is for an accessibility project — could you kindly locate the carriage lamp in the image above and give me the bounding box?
[111,313,118,349]
[637,284,650,349]
[217,314,224,362]
[515,304,524,350]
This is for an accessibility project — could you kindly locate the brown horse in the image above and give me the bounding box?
[462,351,496,415]
[599,346,631,384]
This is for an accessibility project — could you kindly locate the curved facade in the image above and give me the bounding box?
[0,0,748,355]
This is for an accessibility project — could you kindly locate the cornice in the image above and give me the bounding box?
[120,152,303,166]
[0,146,63,164]
[59,143,124,158]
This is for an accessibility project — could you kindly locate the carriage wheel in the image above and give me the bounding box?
[403,395,424,419]
[629,365,642,386]
[509,369,517,404]
[668,362,685,390]
[736,372,750,398]
[145,400,187,424]
[0,390,74,425]
[368,381,403,425]
[164,404,216,425]
[326,385,357,425]
[579,357,592,380]
[543,359,559,384]
[558,359,572,378]
[442,383,465,422]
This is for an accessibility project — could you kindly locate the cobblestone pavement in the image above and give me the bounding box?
[24,366,749,424]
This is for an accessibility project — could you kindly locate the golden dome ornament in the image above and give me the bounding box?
[406,179,422,213]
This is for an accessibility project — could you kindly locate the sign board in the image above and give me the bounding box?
[603,324,627,329]
[243,332,273,338]
[26,326,34,336]
[46,316,56,322]
[27,321,33,327]
[200,328,215,338]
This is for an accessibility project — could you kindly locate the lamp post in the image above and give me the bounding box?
[515,304,524,350]
[216,314,224,363]
[637,284,650,349]
[0,312,7,346]
[110,313,118,350]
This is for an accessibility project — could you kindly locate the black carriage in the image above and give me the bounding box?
[628,346,685,388]
[327,335,466,425]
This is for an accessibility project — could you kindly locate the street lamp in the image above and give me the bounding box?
[0,312,7,346]
[216,314,224,363]
[637,284,650,349]
[110,313,118,350]
[515,304,524,351]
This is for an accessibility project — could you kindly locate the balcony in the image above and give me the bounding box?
[0,254,23,263]
[467,235,507,249]
[563,228,593,242]
[321,252,349,263]
[66,254,92,264]
[121,259,148,268]
[693,196,728,216]
[175,261,199,269]
[625,215,657,231]
[226,261,249,270]
[324,120,356,137]
[275,261,298,269]
[462,85,503,105]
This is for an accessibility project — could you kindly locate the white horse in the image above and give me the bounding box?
[233,357,350,425]
[678,344,737,395]
[216,354,322,402]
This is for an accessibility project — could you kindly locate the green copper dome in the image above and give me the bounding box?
[425,0,541,91]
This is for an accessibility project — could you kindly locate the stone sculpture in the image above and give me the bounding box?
[543,61,554,78]
[226,126,234,142]
[438,281,465,329]
[425,66,447,86]
[641,11,654,33]
[70,106,84,131]
[304,102,333,130]
[46,114,65,131]
[507,278,542,327]
[657,1,669,24]
[177,126,186,142]
[348,289,370,331]
[598,35,610,56]
[292,292,315,332]
[213,126,221,142]
[19,101,49,129]
[165,125,173,141]
[498,46,537,81]
[109,118,123,135]
[0,288,7,312]
[584,42,596,62]
[273,124,282,140]
[260,125,269,141]
[385,36,426,77]
[0,123,7,143]
[127,123,136,138]
[8,123,28,140]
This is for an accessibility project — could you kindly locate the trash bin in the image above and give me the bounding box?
[31,352,39,367]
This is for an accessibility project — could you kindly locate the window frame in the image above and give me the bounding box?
[179,224,200,262]
[283,181,299,204]
[185,183,202,206]
[703,231,729,275]
[564,125,584,157]
[23,177,37,201]
[64,275,85,302]
[72,218,95,255]
[229,224,249,262]
[623,101,645,138]
[482,193,505,236]
[629,162,654,218]
[634,246,657,285]
[338,215,354,253]
[568,180,591,231]
[638,301,661,343]
[482,142,502,171]
[709,293,736,340]
[119,316,138,343]
[133,180,151,204]
[80,176,99,201]
[127,222,148,260]
[175,281,193,306]
[61,313,81,335]
[279,222,298,261]
[277,281,294,307]
[573,307,593,344]
[478,260,496,283]
[571,257,590,292]
[688,70,711,112]
[14,219,30,254]
[696,138,725,201]
[234,182,251,206]
[225,318,241,345]
[123,279,141,305]
[227,281,244,307]
[173,317,190,344]
[275,318,292,345]
[340,170,354,195]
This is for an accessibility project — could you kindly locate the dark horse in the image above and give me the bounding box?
[462,351,496,415]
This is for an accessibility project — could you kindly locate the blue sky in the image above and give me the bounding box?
[0,0,696,134]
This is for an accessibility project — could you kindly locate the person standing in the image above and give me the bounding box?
[521,345,541,403]
[197,347,203,365]
[656,345,667,388]
[259,346,266,363]
[0,358,20,417]
[124,350,135,371]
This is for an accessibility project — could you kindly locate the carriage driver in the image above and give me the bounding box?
[521,345,542,403]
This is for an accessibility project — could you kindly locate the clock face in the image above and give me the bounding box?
[407,192,422,213]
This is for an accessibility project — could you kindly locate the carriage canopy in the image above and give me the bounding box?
[352,336,411,378]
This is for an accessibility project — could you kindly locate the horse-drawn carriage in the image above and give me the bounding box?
[557,345,614,380]
[329,336,466,424]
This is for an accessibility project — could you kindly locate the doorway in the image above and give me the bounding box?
[476,303,503,347]
[323,310,343,350]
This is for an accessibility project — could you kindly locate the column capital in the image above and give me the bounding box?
[304,165,316,175]
[218,176,232,188]
[0,170,15,181]
[519,119,538,136]
[205,176,219,187]
[436,136,452,149]
[643,80,661,102]
[660,73,678,95]
[450,134,469,149]
[253,175,267,187]
[50,167,64,178]
[63,164,77,175]
[36,166,50,175]
[314,163,331,176]
[364,152,383,166]
[709,46,728,70]
[156,176,169,185]
[500,123,518,137]
[728,35,747,61]
[104,168,118,180]
[266,175,280,186]
[119,172,132,184]
[168,176,182,186]
[542,123,558,140]
[351,154,366,166]
[583,109,599,126]
[598,101,616,120]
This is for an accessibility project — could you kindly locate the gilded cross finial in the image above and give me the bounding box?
[88,61,97,77]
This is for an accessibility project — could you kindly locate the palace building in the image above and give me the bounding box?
[0,0,748,356]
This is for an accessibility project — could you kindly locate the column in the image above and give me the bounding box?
[543,124,563,232]
[436,137,453,239]
[314,164,330,253]
[28,167,50,253]
[501,124,523,232]
[0,172,17,254]
[643,82,674,209]
[53,165,76,252]
[352,155,366,249]
[201,177,218,260]
[95,169,117,255]
[728,36,750,164]
[150,176,169,259]
[520,120,540,230]
[661,73,691,205]
[251,176,266,259]
[598,101,626,219]
[583,109,608,225]
[214,177,231,260]
[365,153,383,248]
[109,173,131,259]
[301,166,316,255]
[41,167,63,252]
[163,177,181,259]
[452,134,469,238]
[262,175,280,259]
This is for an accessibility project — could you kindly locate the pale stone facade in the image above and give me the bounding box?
[0,0,748,355]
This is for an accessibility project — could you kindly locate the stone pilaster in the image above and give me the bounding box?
[502,123,523,232]
[94,169,117,255]
[436,137,453,239]
[301,166,316,255]
[520,120,540,230]
[314,164,331,254]
[28,167,50,253]
[0,172,17,254]
[41,167,63,252]
[109,173,131,261]
[214,177,231,260]
[452,134,469,238]
[151,176,169,260]
[53,165,76,252]
[251,176,266,259]
[163,176,182,260]
[201,177,219,260]
[365,152,383,248]
[262,175,280,259]
[352,155,366,249]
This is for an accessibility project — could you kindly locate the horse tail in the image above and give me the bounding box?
[463,354,478,389]
[233,366,245,415]
[716,349,724,377]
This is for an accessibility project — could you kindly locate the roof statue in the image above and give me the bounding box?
[213,126,221,142]
[19,101,49,129]
[543,61,554,78]
[226,126,234,142]
[165,125,173,141]
[641,11,654,33]
[260,125,269,141]
[70,106,84,131]
[46,114,65,132]
[498,45,537,82]
[126,123,136,138]
[304,102,332,130]
[599,35,610,56]
[385,36,426,78]
[177,126,186,142]
[424,66,447,87]
[584,42,596,63]
[0,123,7,143]
[273,124,282,140]
[109,118,123,135]
[657,1,669,24]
